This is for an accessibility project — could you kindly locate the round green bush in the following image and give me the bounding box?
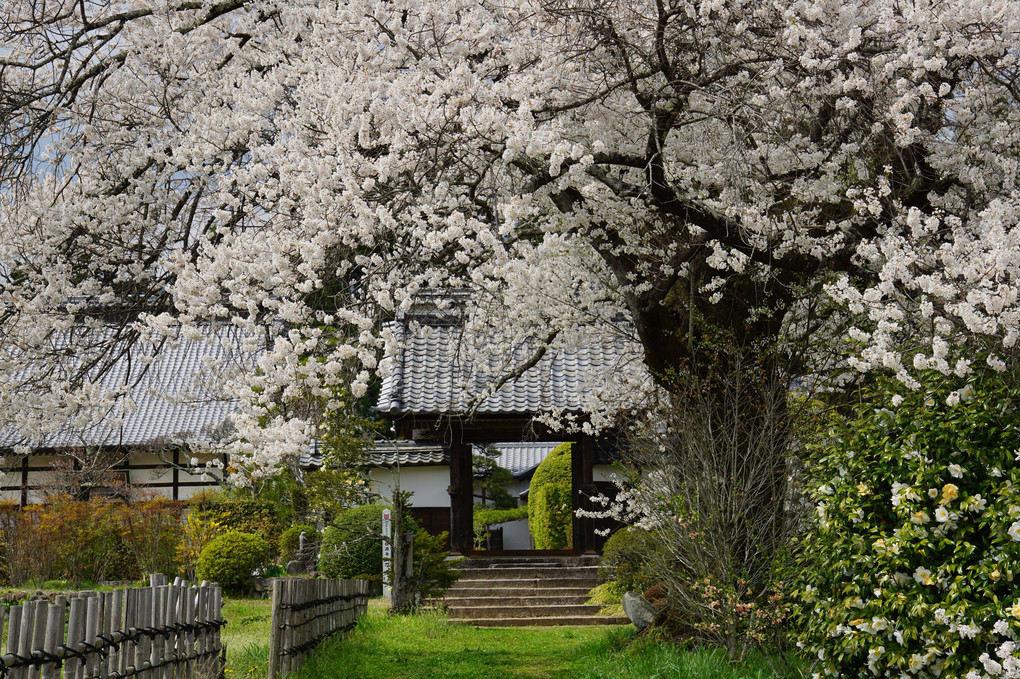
[599,526,660,593]
[528,442,573,549]
[318,505,384,580]
[795,373,1020,677]
[279,524,320,562]
[195,531,270,593]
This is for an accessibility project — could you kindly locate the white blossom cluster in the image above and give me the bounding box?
[3,0,1020,473]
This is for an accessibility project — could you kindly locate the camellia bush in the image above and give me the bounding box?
[795,372,1020,678]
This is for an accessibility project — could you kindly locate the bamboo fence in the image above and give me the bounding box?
[0,574,224,679]
[267,578,368,679]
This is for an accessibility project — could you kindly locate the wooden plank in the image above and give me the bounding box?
[134,588,149,679]
[27,600,46,679]
[84,595,99,679]
[7,605,22,679]
[64,598,82,679]
[16,600,35,679]
[121,589,135,679]
[40,602,64,679]
[96,593,109,679]
[110,590,123,676]
[267,580,282,679]
[183,584,196,679]
[212,585,223,679]
[279,580,291,678]
[150,586,163,679]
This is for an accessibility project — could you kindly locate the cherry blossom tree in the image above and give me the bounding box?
[2,0,1020,487]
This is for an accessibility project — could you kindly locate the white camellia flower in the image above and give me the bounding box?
[1009,522,1020,542]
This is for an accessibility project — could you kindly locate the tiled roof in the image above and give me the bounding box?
[365,441,449,467]
[0,335,248,451]
[300,440,449,469]
[377,319,637,416]
[474,442,560,478]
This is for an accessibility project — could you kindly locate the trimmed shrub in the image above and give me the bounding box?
[528,442,573,550]
[318,505,385,580]
[196,532,270,594]
[795,372,1020,677]
[280,524,321,563]
[186,491,284,556]
[599,526,660,594]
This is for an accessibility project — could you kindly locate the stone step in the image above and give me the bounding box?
[445,594,590,607]
[444,586,593,599]
[448,603,604,619]
[447,577,598,591]
[450,615,630,627]
[453,566,601,580]
[460,556,601,569]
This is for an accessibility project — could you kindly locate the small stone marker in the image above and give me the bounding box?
[622,591,658,630]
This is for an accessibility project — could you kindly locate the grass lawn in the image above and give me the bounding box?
[222,597,274,679]
[289,601,798,679]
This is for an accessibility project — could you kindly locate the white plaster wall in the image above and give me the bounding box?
[368,466,451,508]
[0,451,225,503]
[594,464,623,484]
[499,519,533,549]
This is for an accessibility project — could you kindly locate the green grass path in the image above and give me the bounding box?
[223,597,796,679]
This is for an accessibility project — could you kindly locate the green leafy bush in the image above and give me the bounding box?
[795,373,1020,677]
[186,491,284,556]
[599,527,660,594]
[318,505,384,580]
[528,442,573,549]
[472,506,528,549]
[195,531,270,594]
[280,524,321,563]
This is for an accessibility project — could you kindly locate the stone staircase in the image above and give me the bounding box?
[442,555,631,627]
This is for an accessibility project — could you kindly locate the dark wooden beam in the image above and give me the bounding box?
[572,435,597,555]
[447,422,474,555]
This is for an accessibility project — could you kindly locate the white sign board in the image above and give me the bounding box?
[382,508,392,600]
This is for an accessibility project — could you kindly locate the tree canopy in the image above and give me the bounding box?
[2,0,1020,473]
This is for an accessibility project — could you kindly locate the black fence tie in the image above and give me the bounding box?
[78,641,109,660]
[57,644,89,667]
[31,648,64,669]
[97,634,119,652]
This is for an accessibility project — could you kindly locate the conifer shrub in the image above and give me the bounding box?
[195,531,270,594]
[528,442,573,549]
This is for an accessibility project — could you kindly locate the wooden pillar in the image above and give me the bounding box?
[20,455,28,507]
[447,424,474,555]
[572,435,597,555]
[172,450,180,501]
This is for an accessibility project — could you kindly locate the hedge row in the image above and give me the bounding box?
[0,492,286,587]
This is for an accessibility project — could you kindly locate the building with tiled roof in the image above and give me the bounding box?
[0,335,246,503]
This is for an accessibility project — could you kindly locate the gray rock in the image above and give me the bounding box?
[622,591,658,630]
[286,560,314,575]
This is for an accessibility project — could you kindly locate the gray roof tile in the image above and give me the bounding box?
[1,335,248,451]
[377,320,635,416]
[474,442,561,477]
[300,440,449,469]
